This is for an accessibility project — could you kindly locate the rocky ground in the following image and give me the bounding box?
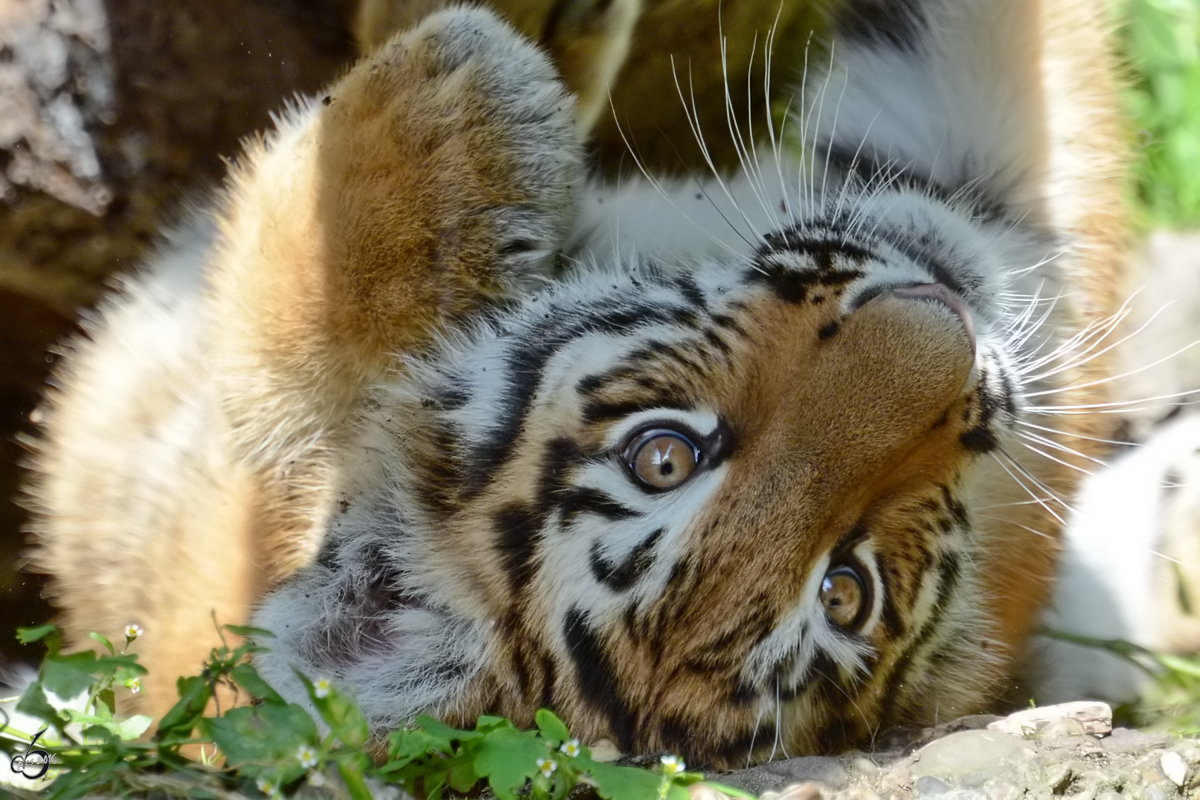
[698,704,1200,800]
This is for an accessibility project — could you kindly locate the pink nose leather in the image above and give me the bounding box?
[890,283,977,357]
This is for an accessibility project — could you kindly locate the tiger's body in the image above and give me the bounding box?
[28,0,1133,766]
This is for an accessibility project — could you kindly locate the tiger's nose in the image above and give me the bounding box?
[890,283,976,358]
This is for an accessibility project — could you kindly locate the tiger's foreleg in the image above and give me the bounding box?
[29,8,580,721]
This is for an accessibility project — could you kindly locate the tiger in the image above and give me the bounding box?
[26,0,1131,768]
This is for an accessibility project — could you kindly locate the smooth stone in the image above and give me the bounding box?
[981,780,1022,800]
[914,775,952,796]
[1101,728,1173,756]
[910,730,1037,786]
[776,782,830,800]
[986,702,1112,738]
[1160,750,1188,786]
[718,757,850,796]
[1041,717,1088,739]
[689,784,734,800]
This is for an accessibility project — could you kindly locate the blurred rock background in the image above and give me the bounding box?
[0,0,357,669]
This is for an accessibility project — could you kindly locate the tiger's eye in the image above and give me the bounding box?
[820,567,865,628]
[627,431,699,490]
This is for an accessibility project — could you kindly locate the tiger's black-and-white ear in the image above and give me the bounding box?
[815,0,1051,220]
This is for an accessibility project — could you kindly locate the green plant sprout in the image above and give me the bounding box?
[1,622,755,799]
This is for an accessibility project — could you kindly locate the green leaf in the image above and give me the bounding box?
[155,675,212,737]
[297,672,370,748]
[474,727,545,798]
[475,714,514,731]
[96,688,116,716]
[585,760,671,800]
[41,652,101,699]
[110,714,154,741]
[17,624,61,654]
[222,624,276,639]
[535,708,570,743]
[338,760,375,800]
[79,723,117,745]
[201,702,317,766]
[325,694,371,748]
[63,708,110,726]
[447,753,482,794]
[87,632,116,656]
[229,663,285,704]
[14,682,67,735]
[415,715,481,747]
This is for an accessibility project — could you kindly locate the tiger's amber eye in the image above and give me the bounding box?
[627,431,699,490]
[820,567,865,628]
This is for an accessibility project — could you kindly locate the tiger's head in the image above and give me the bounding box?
[254,175,1061,765]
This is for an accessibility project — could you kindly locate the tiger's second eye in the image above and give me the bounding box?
[820,567,865,628]
[626,430,700,490]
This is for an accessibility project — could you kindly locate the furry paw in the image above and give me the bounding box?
[319,7,580,311]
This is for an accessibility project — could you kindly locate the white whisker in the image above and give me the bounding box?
[1015,419,1138,448]
[991,451,1071,527]
[1016,429,1112,468]
[607,105,750,262]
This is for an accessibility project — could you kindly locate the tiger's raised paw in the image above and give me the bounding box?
[317,7,581,339]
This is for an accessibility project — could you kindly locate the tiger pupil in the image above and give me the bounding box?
[626,430,700,489]
[820,569,865,628]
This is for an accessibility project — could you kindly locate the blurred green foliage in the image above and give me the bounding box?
[1121,0,1200,226]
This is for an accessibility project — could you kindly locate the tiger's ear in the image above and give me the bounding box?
[353,0,642,132]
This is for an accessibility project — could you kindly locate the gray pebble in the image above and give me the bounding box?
[1044,761,1075,793]
[980,779,1021,800]
[914,776,952,796]
[1042,717,1088,739]
[1103,728,1174,756]
[910,730,1037,787]
[718,756,850,795]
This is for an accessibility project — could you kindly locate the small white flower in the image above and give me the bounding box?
[308,770,328,788]
[660,755,685,776]
[255,776,277,796]
[296,743,319,769]
[537,757,558,779]
[125,677,142,694]
[313,678,332,699]
[559,738,581,757]
[124,623,143,640]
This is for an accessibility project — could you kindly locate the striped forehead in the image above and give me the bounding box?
[432,267,749,443]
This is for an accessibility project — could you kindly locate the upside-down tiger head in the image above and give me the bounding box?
[253,172,1055,766]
